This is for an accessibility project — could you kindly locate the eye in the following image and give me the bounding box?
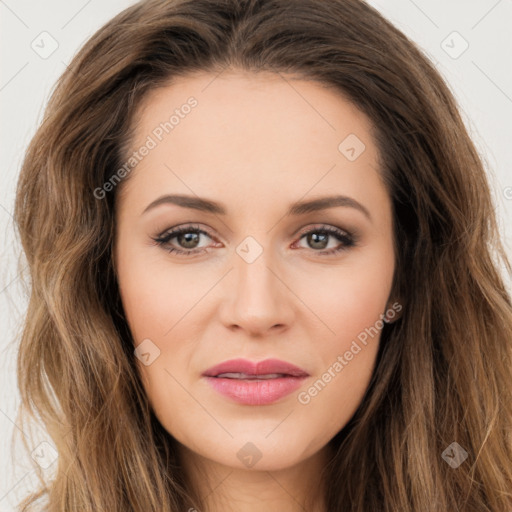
[152,224,216,256]
[152,223,357,257]
[293,225,356,255]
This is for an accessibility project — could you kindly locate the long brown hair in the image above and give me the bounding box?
[13,0,512,510]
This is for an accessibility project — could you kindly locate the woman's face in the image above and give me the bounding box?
[114,70,396,471]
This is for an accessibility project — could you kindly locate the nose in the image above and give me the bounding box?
[218,248,295,337]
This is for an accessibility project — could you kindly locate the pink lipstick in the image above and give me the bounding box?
[202,358,309,405]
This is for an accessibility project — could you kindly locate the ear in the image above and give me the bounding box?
[383,299,404,324]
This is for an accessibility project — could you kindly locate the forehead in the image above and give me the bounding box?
[117,70,388,218]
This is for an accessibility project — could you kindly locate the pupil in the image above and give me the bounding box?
[309,232,328,249]
[179,232,199,248]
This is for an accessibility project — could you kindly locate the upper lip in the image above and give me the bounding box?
[202,358,310,378]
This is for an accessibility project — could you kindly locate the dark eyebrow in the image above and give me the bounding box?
[288,195,371,221]
[142,194,372,221]
[142,194,225,215]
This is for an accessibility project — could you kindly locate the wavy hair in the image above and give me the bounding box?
[13,0,512,510]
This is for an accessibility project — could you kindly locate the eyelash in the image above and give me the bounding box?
[152,223,357,257]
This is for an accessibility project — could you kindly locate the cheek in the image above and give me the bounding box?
[322,271,390,349]
[116,248,206,343]
[117,259,201,429]
[115,249,211,411]
[293,281,391,438]
[292,247,394,412]
[297,250,394,352]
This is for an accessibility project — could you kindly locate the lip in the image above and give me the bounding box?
[202,358,310,406]
[203,358,309,378]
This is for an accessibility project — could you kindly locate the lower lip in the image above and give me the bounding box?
[203,375,308,405]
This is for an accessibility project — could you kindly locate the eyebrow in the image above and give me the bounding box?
[142,194,372,221]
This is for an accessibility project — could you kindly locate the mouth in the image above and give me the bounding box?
[214,372,293,380]
[202,358,309,405]
[202,357,309,378]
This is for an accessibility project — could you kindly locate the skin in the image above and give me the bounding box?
[114,70,397,512]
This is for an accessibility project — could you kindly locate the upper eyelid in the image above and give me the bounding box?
[296,224,351,236]
[156,223,354,244]
[156,225,211,240]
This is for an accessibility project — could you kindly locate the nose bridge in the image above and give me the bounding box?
[234,243,280,309]
[222,238,292,333]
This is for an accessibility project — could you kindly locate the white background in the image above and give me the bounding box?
[1,0,511,509]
